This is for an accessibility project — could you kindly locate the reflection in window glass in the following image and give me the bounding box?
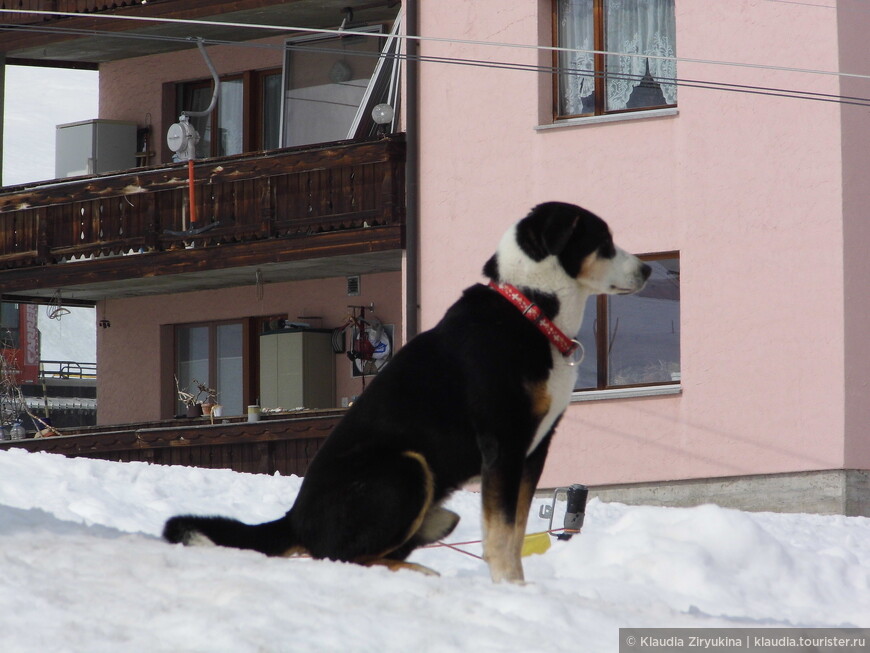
[176,325,209,413]
[218,79,244,156]
[262,73,283,150]
[607,258,680,386]
[184,85,213,159]
[574,255,680,391]
[283,32,381,148]
[573,295,599,390]
[216,323,243,415]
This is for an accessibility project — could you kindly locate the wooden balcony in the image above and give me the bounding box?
[0,410,342,476]
[0,1,144,24]
[0,136,406,302]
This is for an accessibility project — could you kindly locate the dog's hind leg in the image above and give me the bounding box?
[363,558,441,576]
[294,449,439,569]
[381,503,461,563]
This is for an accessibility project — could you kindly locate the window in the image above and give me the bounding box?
[574,253,680,391]
[171,68,282,160]
[0,303,20,349]
[175,320,246,415]
[177,76,244,159]
[554,0,677,118]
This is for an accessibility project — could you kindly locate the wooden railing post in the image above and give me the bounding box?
[36,208,50,262]
[144,192,159,252]
[259,176,273,238]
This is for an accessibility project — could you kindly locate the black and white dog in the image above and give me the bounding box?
[164,202,650,583]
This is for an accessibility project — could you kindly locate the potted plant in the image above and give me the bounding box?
[175,377,217,418]
[200,384,219,416]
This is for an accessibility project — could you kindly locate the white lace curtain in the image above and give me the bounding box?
[606,0,677,111]
[556,0,595,116]
[557,0,677,116]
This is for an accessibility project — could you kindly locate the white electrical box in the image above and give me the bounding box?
[55,119,138,178]
[259,329,336,410]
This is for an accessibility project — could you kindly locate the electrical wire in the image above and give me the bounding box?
[3,22,868,108]
[1,8,868,108]
[764,0,836,8]
[2,7,870,84]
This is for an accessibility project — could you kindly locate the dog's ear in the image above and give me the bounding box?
[517,203,581,261]
[482,254,499,281]
[542,213,580,257]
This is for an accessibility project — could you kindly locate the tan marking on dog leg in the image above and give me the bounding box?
[397,451,435,547]
[280,545,311,558]
[481,484,524,584]
[361,451,436,563]
[362,558,440,576]
[526,380,552,420]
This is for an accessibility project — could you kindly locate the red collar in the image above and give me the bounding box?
[488,281,583,362]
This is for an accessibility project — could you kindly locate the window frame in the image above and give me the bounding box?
[575,251,681,394]
[552,0,677,121]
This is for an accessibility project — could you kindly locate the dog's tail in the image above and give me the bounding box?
[163,513,298,557]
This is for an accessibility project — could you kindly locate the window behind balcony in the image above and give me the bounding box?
[175,320,245,416]
[177,77,244,159]
[172,69,282,160]
[555,0,677,118]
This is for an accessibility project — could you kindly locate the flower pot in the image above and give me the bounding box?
[186,404,203,418]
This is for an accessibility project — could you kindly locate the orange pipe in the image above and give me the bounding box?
[188,158,196,227]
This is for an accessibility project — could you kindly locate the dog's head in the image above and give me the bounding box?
[484,202,651,296]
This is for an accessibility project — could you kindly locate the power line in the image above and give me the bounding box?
[5,20,869,109]
[2,7,870,84]
[764,0,836,8]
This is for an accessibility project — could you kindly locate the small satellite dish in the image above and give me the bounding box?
[166,116,200,161]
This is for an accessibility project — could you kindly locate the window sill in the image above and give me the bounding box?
[571,384,682,403]
[535,107,679,132]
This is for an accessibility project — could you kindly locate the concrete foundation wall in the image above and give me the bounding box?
[553,470,870,517]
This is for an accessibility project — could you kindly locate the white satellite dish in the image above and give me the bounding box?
[166,116,200,162]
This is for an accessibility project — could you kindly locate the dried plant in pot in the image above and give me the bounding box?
[175,377,217,418]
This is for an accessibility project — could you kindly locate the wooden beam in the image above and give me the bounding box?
[0,224,404,295]
[0,0,306,55]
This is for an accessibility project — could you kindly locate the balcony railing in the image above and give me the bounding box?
[0,136,405,273]
[0,410,342,476]
[0,1,148,24]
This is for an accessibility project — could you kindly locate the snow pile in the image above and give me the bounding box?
[1,448,868,652]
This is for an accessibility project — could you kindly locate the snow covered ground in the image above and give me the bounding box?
[1,448,868,653]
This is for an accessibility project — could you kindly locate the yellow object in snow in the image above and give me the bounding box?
[521,531,552,557]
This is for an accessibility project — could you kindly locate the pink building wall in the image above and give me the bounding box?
[416,0,852,486]
[97,272,402,425]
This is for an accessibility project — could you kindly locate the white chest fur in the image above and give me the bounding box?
[527,353,577,456]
